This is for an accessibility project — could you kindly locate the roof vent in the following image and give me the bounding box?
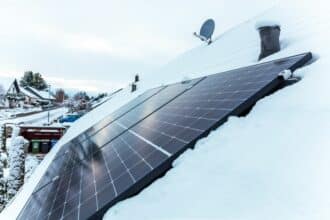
[256,21,281,60]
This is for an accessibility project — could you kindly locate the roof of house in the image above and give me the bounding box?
[6,79,20,95]
[25,86,56,100]
[19,87,39,99]
[4,79,47,101]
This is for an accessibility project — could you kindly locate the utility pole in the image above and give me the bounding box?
[47,84,50,125]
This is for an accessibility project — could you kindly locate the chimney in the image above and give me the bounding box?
[257,23,281,60]
[131,83,137,92]
[134,74,139,82]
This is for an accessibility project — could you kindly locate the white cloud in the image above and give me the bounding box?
[26,24,189,61]
[47,76,125,93]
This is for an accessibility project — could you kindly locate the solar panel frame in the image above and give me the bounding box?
[17,52,312,220]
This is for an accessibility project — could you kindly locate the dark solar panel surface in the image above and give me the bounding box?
[87,78,202,147]
[33,78,202,192]
[55,86,166,157]
[130,53,312,155]
[21,132,169,220]
[85,86,166,138]
[18,53,312,220]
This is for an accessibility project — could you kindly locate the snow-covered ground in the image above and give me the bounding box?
[2,0,330,219]
[2,107,67,125]
[0,107,42,120]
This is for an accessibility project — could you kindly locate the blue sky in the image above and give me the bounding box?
[0,0,275,94]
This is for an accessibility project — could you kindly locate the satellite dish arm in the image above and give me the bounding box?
[193,32,212,44]
[193,32,208,41]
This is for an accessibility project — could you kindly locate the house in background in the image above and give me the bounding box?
[4,79,55,108]
[19,87,39,106]
[5,79,25,108]
[25,86,56,105]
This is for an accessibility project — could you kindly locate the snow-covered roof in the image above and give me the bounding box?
[1,79,54,101]
[25,86,55,100]
[5,79,20,95]
[2,0,329,219]
[254,20,281,30]
[18,87,39,99]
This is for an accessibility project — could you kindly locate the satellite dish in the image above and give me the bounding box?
[194,19,215,44]
[200,19,215,39]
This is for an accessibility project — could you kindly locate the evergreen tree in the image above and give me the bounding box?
[19,71,47,90]
[19,71,33,87]
[33,73,47,90]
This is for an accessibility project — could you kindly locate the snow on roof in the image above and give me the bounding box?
[2,0,329,219]
[254,20,281,30]
[26,86,56,100]
[18,87,39,99]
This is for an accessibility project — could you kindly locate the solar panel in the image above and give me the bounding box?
[55,86,166,157]
[129,54,311,155]
[18,53,312,220]
[44,86,167,187]
[86,78,202,147]
[85,86,166,137]
[33,78,203,192]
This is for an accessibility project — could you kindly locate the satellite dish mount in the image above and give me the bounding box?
[194,19,215,45]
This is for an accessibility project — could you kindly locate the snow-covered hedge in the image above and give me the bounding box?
[7,136,27,200]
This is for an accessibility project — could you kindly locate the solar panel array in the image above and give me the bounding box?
[18,53,312,220]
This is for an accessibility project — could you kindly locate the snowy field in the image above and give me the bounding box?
[2,0,330,219]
